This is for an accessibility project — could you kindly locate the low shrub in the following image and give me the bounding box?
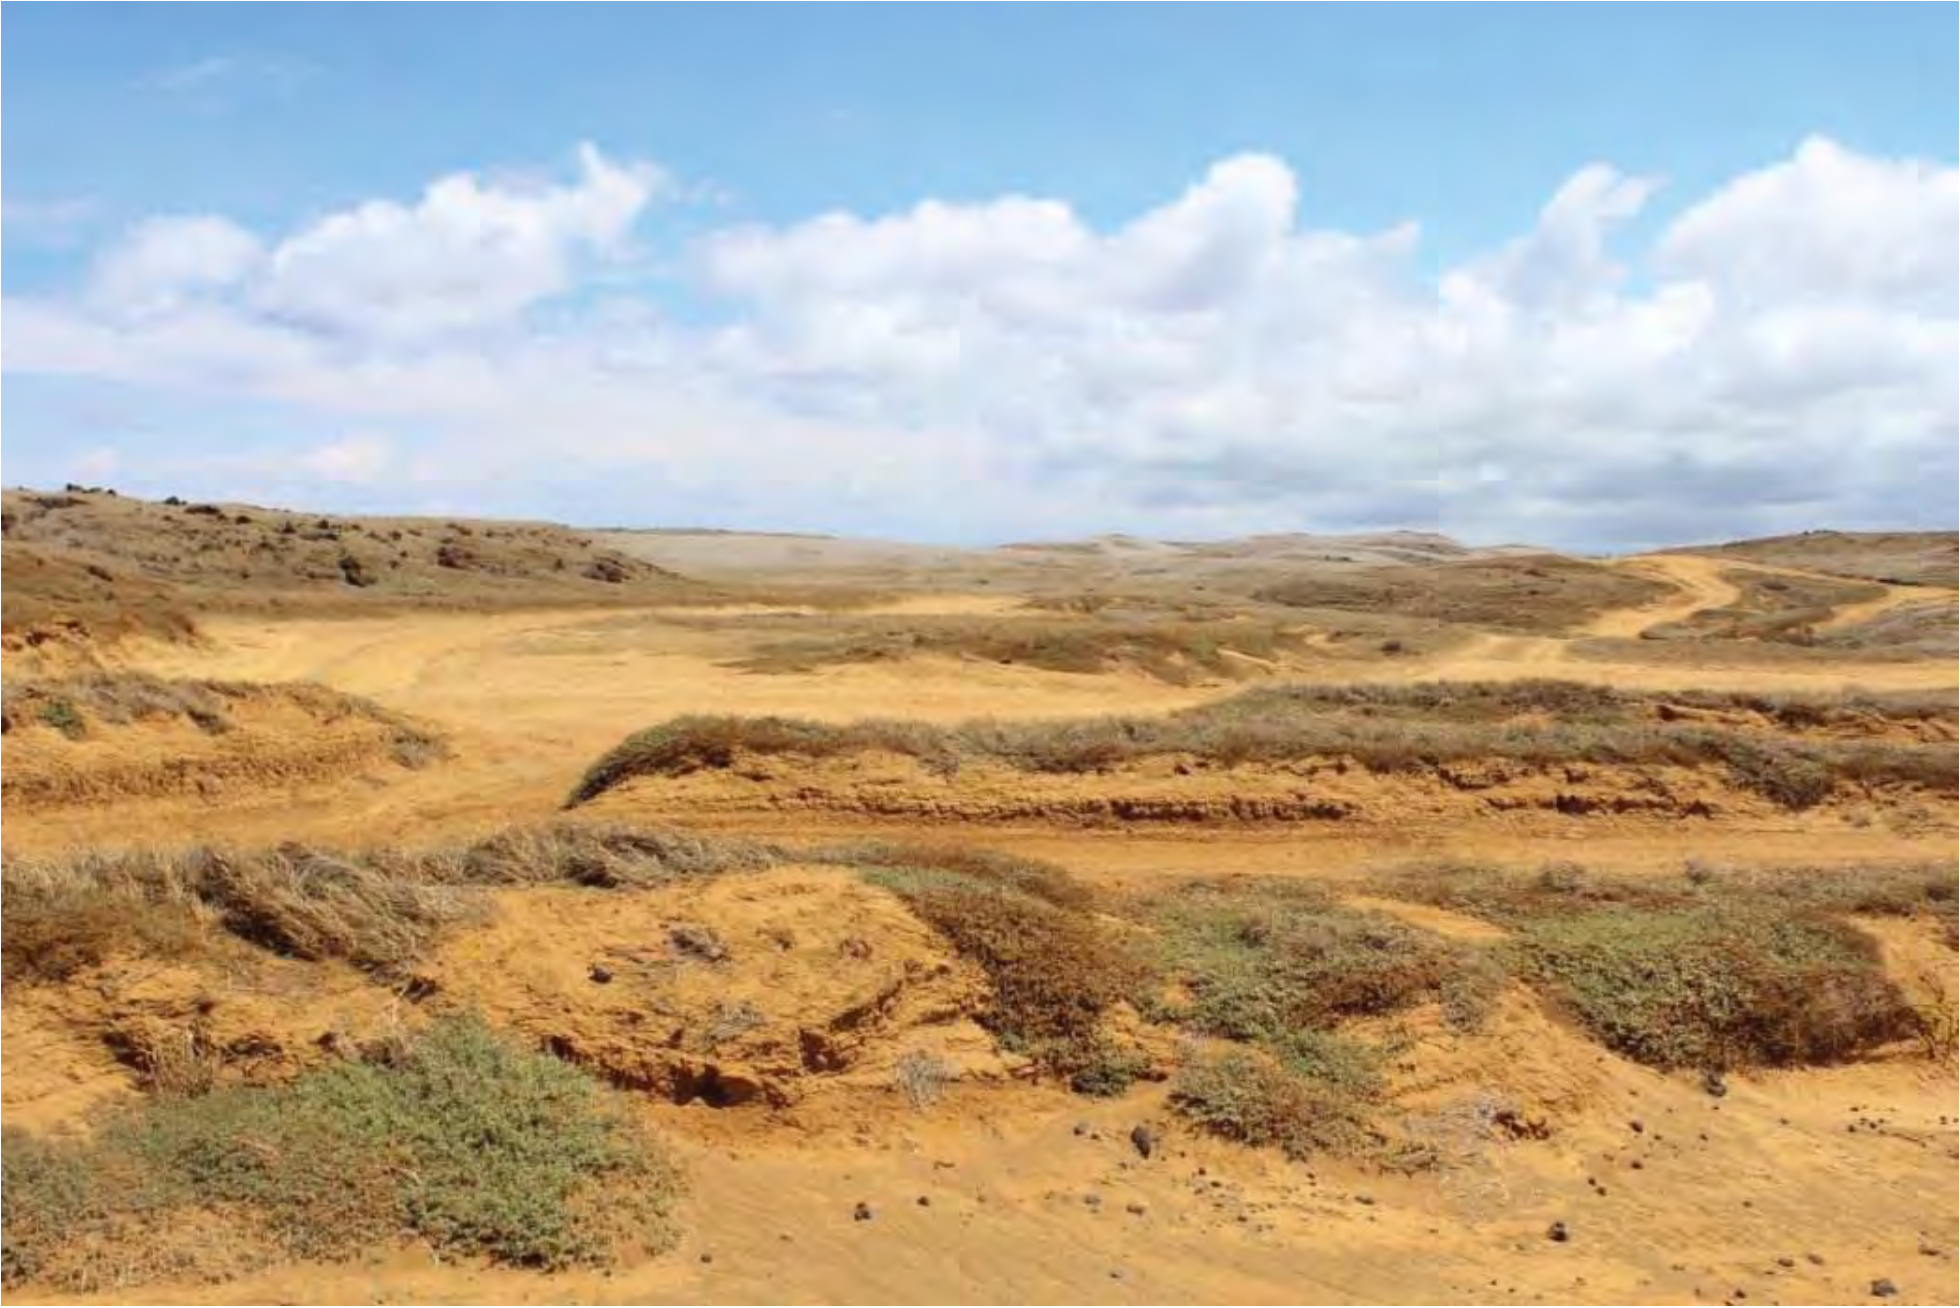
[861,864,1147,1092]
[1168,1046,1375,1160]
[0,1017,681,1290]
[1512,907,1914,1070]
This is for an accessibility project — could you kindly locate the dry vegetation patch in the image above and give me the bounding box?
[1253,554,1669,633]
[1,673,447,806]
[567,680,1958,813]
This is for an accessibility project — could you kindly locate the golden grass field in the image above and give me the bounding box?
[3,487,1956,1305]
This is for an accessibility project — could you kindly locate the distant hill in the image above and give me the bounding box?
[0,487,714,651]
[1663,530,1959,588]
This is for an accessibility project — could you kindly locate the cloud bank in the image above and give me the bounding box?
[5,138,1955,546]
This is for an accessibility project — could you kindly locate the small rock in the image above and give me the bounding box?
[1109,1269,1126,1281]
[588,963,613,984]
[853,1202,874,1222]
[1918,1242,1942,1257]
[1073,1121,1091,1137]
[1871,1278,1899,1298]
[1629,1120,1645,1134]
[1776,1257,1795,1269]
[917,1196,931,1208]
[699,1253,714,1264]
[1353,1193,1376,1206]
[1082,1193,1102,1208]
[1130,1123,1158,1159]
[1703,1069,1729,1098]
[1547,1221,1571,1243]
[1806,1254,1825,1266]
[1126,1202,1148,1216]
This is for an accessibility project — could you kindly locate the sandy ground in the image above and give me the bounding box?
[4,551,1957,1305]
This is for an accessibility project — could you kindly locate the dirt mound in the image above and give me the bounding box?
[0,674,445,809]
[426,867,1013,1108]
[0,950,404,1133]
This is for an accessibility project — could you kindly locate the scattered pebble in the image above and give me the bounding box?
[1353,1193,1376,1206]
[1073,1122,1091,1137]
[917,1196,931,1208]
[1547,1221,1571,1243]
[1629,1120,1645,1134]
[1776,1258,1795,1269]
[1126,1202,1148,1216]
[1130,1123,1158,1159]
[587,963,613,984]
[853,1202,874,1222]
[699,1253,714,1265]
[1871,1278,1899,1298]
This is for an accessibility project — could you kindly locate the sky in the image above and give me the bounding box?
[3,6,1956,549]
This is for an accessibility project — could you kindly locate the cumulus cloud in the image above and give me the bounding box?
[3,138,1954,547]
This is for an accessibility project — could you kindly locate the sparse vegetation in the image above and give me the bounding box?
[1375,860,1949,1070]
[1143,878,1495,1158]
[733,613,1311,684]
[1254,554,1670,633]
[568,681,1957,810]
[1,1017,681,1290]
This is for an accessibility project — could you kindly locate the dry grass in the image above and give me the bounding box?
[568,680,1958,810]
[0,822,788,982]
[1666,529,1958,588]
[1644,569,1888,645]
[1254,554,1669,633]
[731,612,1312,684]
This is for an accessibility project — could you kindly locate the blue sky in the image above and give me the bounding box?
[4,6,1956,546]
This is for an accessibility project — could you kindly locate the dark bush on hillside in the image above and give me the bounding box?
[862,865,1146,1094]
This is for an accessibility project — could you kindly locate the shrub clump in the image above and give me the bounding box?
[1,1017,681,1291]
[1145,879,1498,1159]
[1512,906,1914,1071]
[861,864,1148,1095]
[1169,1045,1376,1160]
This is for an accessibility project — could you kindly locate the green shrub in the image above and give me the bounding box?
[1169,1047,1374,1160]
[1511,907,1913,1070]
[0,1017,681,1291]
[36,697,85,739]
[1154,880,1491,1039]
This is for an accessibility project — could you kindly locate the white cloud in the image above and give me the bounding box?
[89,216,264,316]
[3,138,1954,546]
[298,432,394,484]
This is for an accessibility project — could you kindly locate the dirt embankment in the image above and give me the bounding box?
[0,674,445,810]
[582,747,1954,830]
